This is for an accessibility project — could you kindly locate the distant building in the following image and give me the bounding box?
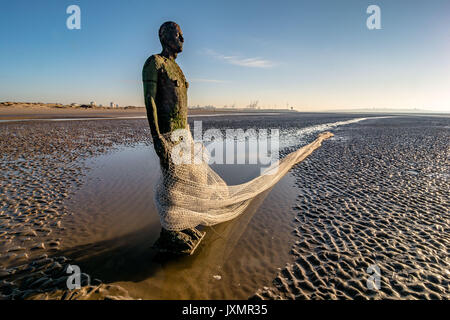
[90,101,96,106]
[247,100,258,109]
[110,102,115,108]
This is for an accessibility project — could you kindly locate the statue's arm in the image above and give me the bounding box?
[143,57,167,150]
[144,81,160,137]
[143,57,160,136]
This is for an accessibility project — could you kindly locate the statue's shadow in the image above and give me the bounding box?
[50,187,273,294]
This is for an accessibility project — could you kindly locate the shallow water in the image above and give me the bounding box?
[59,143,300,299]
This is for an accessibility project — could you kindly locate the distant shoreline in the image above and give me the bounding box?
[0,102,297,120]
[0,102,447,121]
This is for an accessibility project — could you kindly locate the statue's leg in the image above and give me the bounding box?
[153,147,206,255]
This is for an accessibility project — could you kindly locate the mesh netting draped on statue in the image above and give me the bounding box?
[154,130,334,231]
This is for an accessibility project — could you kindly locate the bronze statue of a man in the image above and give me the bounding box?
[143,21,204,254]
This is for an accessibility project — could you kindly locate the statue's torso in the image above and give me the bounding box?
[143,54,188,134]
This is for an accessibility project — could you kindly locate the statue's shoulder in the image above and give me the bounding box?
[143,54,165,81]
[143,54,165,71]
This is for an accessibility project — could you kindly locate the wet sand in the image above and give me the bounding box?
[0,113,448,299]
[0,119,152,299]
[0,116,303,299]
[254,116,449,300]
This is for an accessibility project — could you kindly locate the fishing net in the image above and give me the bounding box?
[154,130,334,231]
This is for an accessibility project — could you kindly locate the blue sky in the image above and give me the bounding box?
[0,0,449,111]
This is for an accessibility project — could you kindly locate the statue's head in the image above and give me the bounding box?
[159,21,184,54]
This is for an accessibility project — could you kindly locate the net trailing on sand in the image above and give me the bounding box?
[155,131,334,231]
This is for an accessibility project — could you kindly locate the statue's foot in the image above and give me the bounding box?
[154,227,205,255]
[181,228,204,241]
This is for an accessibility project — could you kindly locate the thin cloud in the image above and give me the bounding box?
[205,49,274,68]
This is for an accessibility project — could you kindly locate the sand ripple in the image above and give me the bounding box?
[254,117,449,300]
[0,120,152,299]
[1,115,448,300]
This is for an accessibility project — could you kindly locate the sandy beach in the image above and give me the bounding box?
[0,109,448,300]
[0,102,292,121]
